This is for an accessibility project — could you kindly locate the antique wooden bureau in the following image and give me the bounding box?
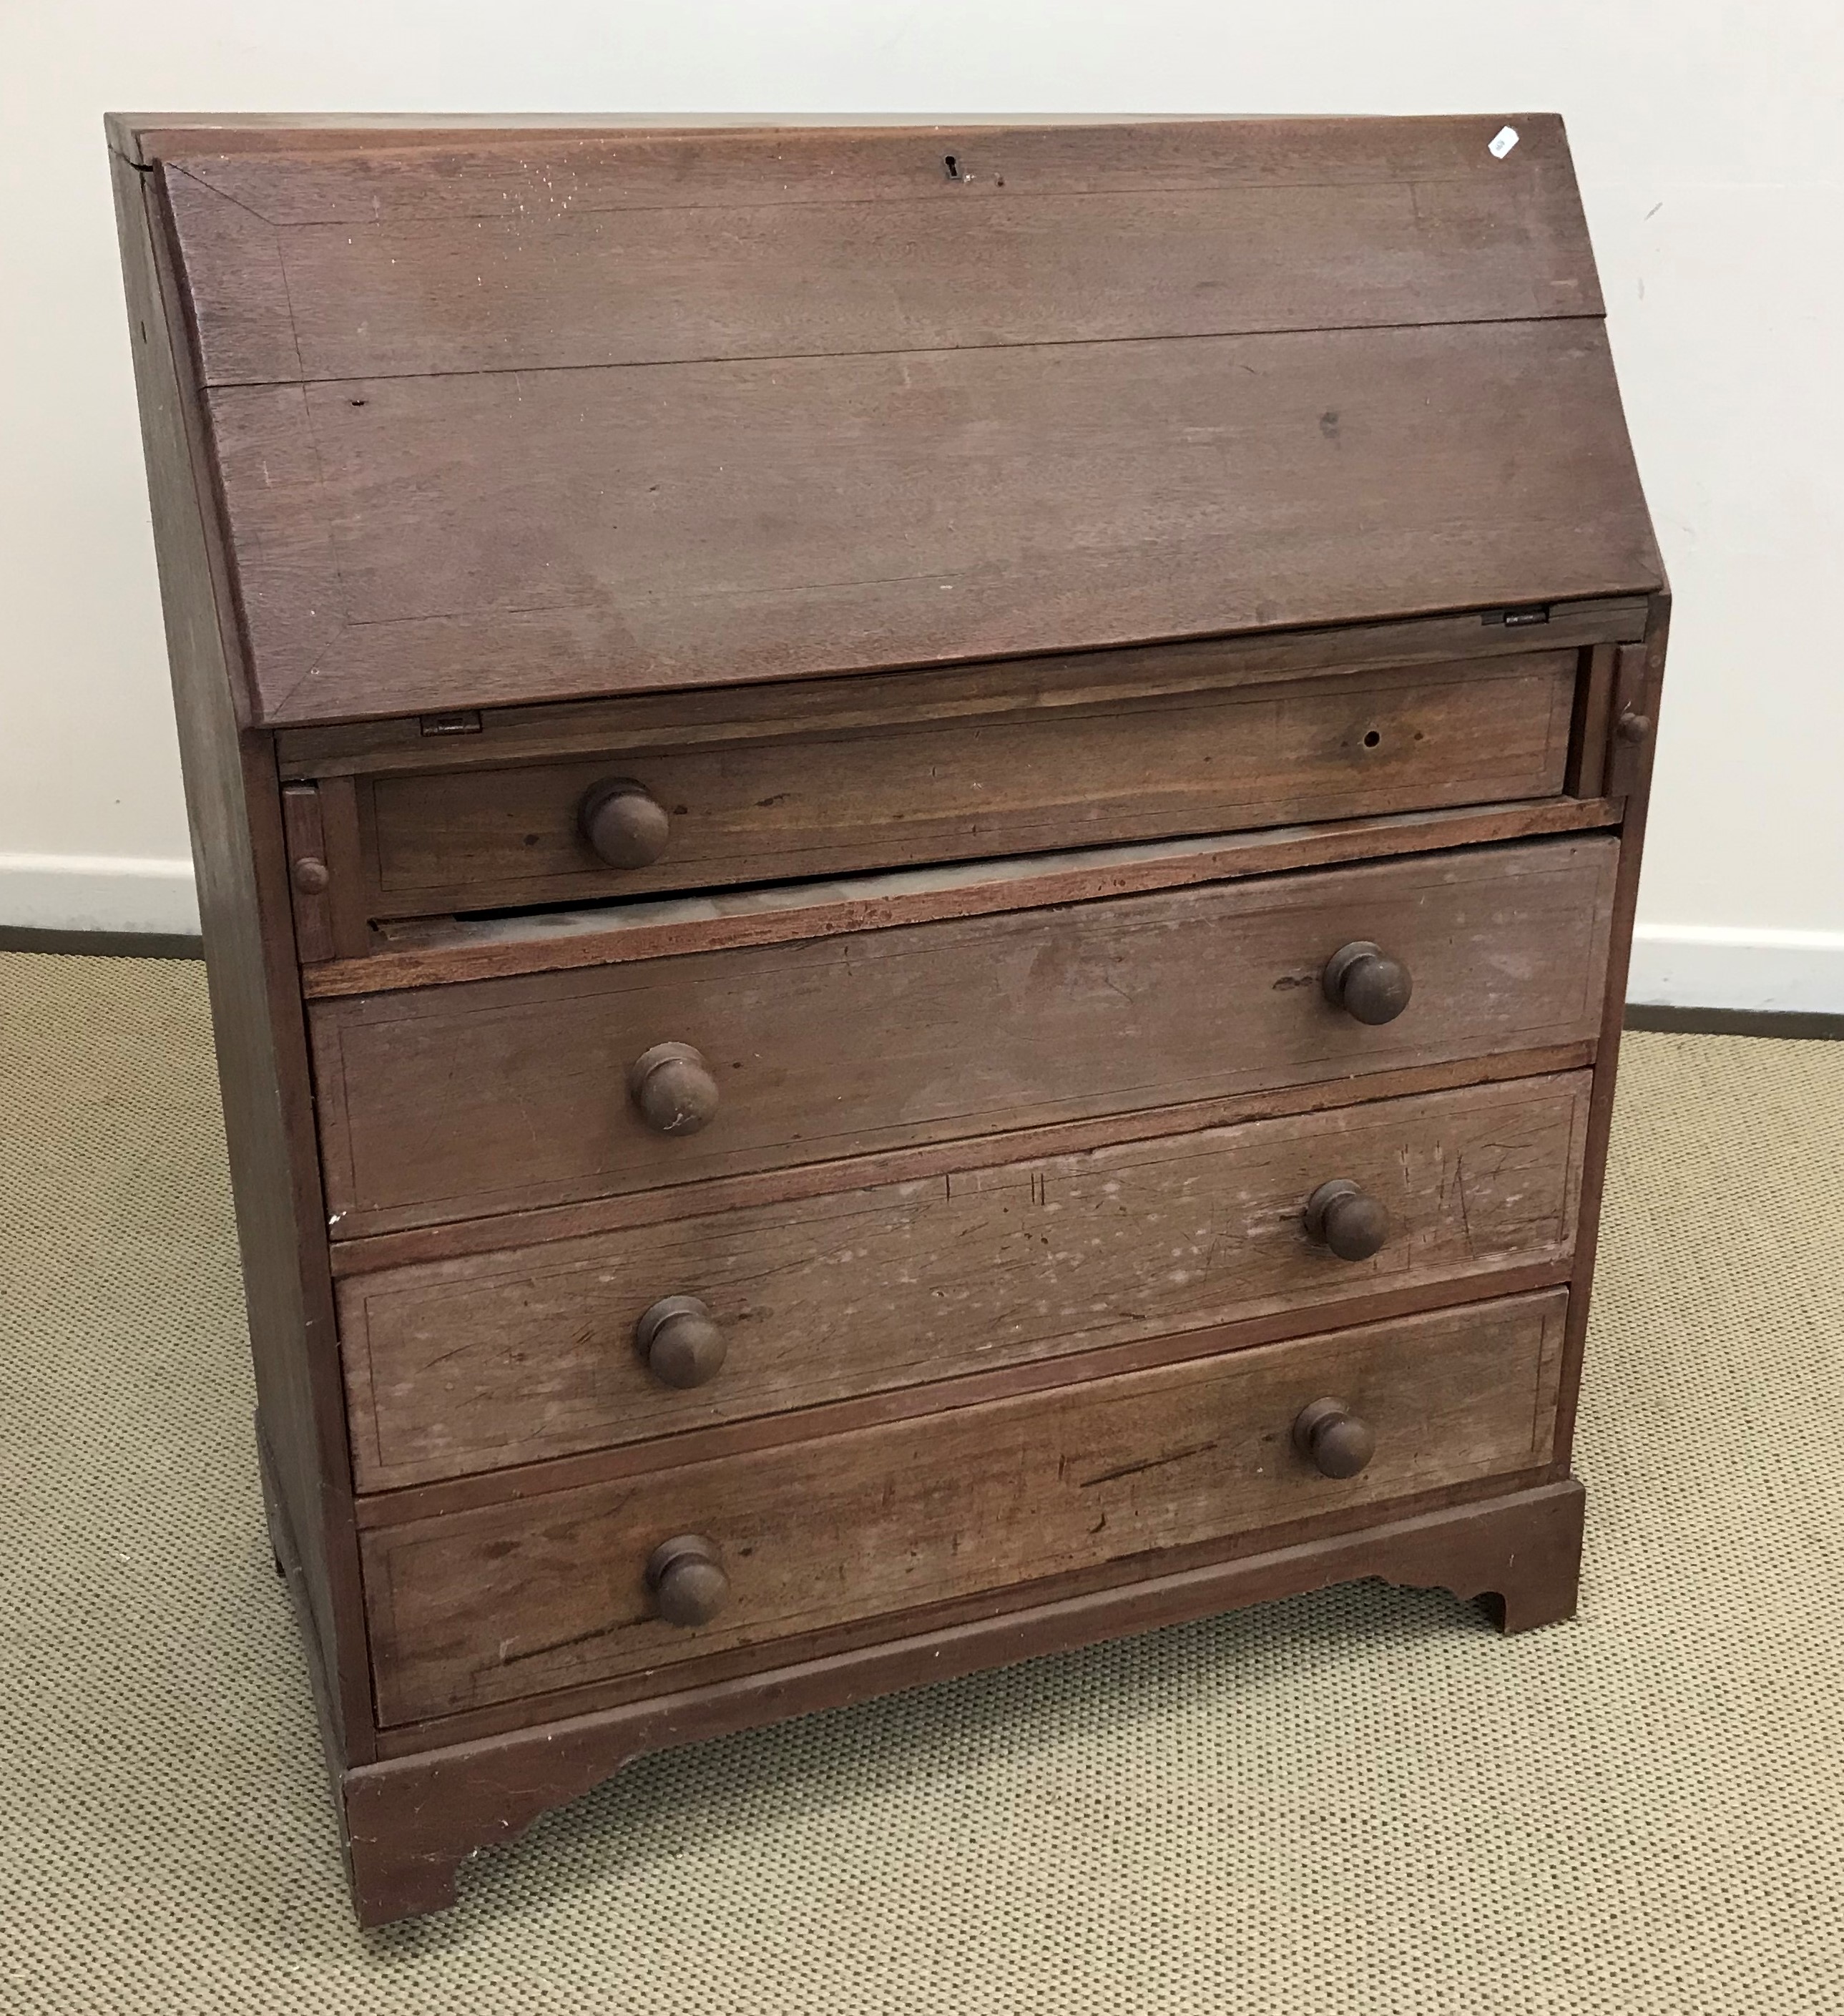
[109,112,1665,1923]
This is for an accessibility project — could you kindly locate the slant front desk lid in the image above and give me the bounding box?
[114,114,1662,726]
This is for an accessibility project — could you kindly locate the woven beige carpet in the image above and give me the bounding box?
[1,948,1840,2013]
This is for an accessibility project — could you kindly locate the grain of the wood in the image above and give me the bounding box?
[369,1460,1572,1756]
[310,836,1617,1237]
[159,116,1601,386]
[112,110,1658,1924]
[338,1072,1589,1490]
[112,114,1312,162]
[348,653,1577,918]
[361,1291,1566,1723]
[343,1477,1586,1922]
[258,1426,355,1794]
[275,600,1651,781]
[355,1261,1576,1531]
[109,150,375,1756]
[112,114,1300,164]
[199,314,1659,725]
[1551,593,1672,1472]
[308,798,1623,999]
[332,1042,1599,1280]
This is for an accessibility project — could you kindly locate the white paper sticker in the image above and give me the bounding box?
[1489,124,1520,159]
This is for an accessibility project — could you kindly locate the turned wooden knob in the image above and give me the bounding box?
[1303,1178,1390,1261]
[647,1534,728,1627]
[1293,1397,1377,1479]
[629,1042,719,1135]
[1615,710,1652,744]
[1323,940,1413,1025]
[637,1295,727,1388]
[291,855,330,895]
[580,777,671,869]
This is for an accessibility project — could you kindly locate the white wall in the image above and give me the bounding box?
[4,1,1840,1003]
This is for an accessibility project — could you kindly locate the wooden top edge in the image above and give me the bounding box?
[109,109,1566,163]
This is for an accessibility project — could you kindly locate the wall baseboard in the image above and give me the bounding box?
[1627,922,1844,1016]
[1624,1003,1844,1039]
[0,852,199,936]
[0,924,204,959]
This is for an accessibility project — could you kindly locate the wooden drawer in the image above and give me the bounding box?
[335,650,1577,922]
[340,1072,1589,1489]
[311,835,1616,1238]
[362,1288,1568,1726]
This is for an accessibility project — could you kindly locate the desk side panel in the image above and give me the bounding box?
[108,142,375,1762]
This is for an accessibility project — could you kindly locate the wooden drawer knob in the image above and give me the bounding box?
[1323,940,1413,1025]
[1303,1178,1389,1261]
[580,777,671,868]
[629,1042,719,1135]
[1293,1397,1377,1479]
[646,1534,729,1627]
[637,1294,727,1388]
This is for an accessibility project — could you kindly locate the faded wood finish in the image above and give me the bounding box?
[358,1266,1579,1532]
[108,150,375,1756]
[198,318,1662,726]
[1551,594,1672,1474]
[364,1457,1573,1755]
[312,798,1623,999]
[112,112,1662,1927]
[363,1291,1568,1726]
[343,1478,1585,1921]
[162,116,1600,385]
[332,1043,1600,1281]
[310,836,1617,1237]
[276,597,1649,781]
[138,114,1659,726]
[340,1073,1590,1491]
[345,652,1577,922]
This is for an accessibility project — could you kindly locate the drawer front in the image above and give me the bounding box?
[363,1289,1568,1725]
[358,652,1577,915]
[340,1073,1590,1489]
[312,836,1616,1237]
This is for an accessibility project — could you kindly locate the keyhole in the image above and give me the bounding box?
[943,155,961,180]
[1363,729,1382,748]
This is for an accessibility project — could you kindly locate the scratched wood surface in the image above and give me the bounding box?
[339,1072,1589,1491]
[309,835,1617,1238]
[146,116,1659,725]
[198,320,1662,725]
[161,116,1602,383]
[351,652,1577,918]
[362,1289,1567,1724]
[107,146,379,1758]
[110,107,1667,1926]
[274,598,1649,781]
[310,798,1624,999]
